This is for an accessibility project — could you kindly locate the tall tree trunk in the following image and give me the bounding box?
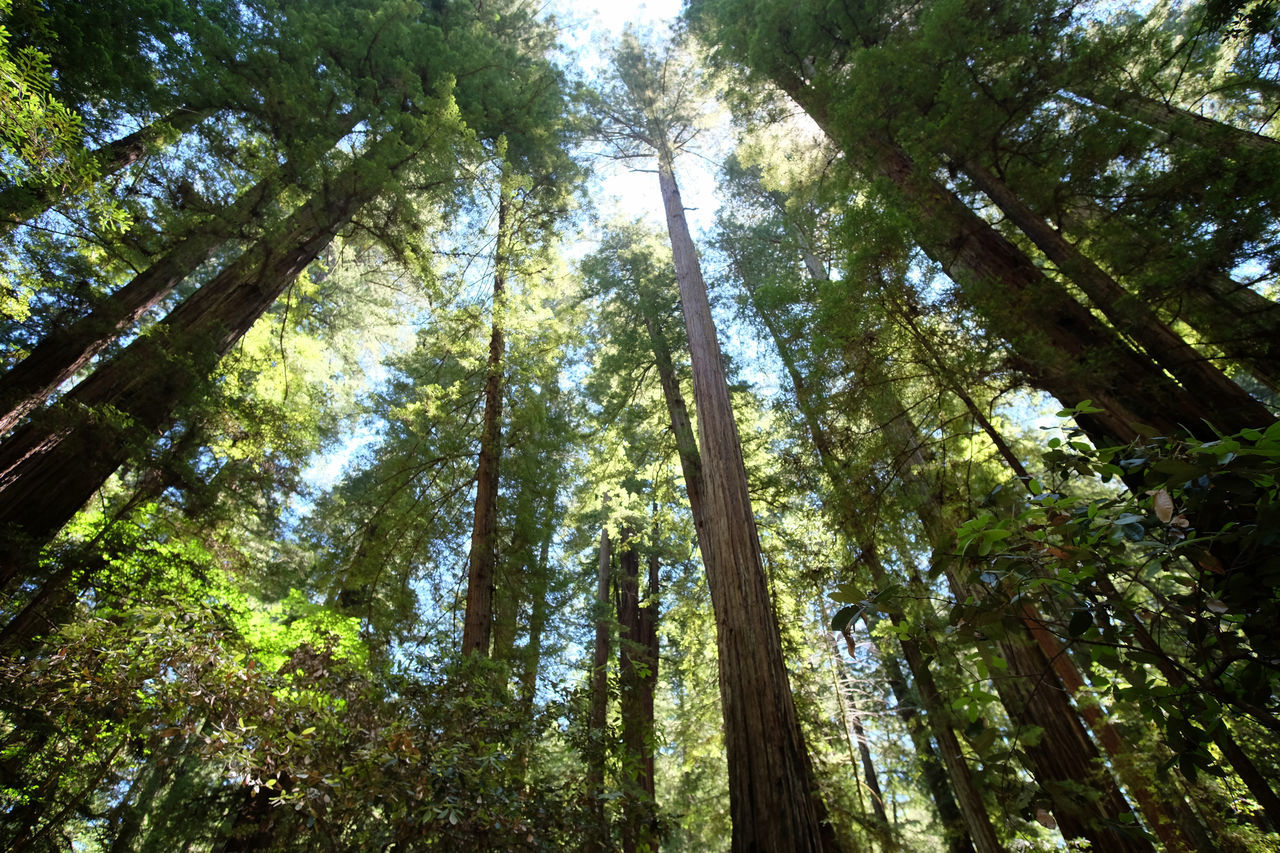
[832,627,891,833]
[618,528,659,853]
[0,132,411,587]
[1066,85,1280,155]
[585,522,613,853]
[861,612,979,853]
[655,144,838,853]
[958,159,1272,433]
[462,179,512,657]
[0,107,216,232]
[1029,182,1280,391]
[735,265,1001,853]
[0,113,358,436]
[774,73,1221,445]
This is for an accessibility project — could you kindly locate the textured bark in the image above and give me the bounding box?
[959,159,1272,434]
[657,146,837,853]
[1020,607,1204,853]
[0,107,215,232]
[0,114,358,436]
[462,184,511,657]
[0,134,406,586]
[775,73,1219,445]
[618,530,659,853]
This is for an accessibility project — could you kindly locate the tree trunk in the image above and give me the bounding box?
[656,144,838,853]
[0,107,216,232]
[0,113,358,436]
[461,179,511,657]
[861,612,979,853]
[775,73,1221,445]
[1018,606,1207,853]
[1066,85,1279,155]
[618,528,659,853]
[736,265,1001,853]
[0,132,410,587]
[1031,181,1280,391]
[958,158,1272,434]
[836,644,890,833]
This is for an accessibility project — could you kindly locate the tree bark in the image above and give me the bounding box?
[618,528,659,853]
[774,73,1224,445]
[0,113,358,436]
[0,132,410,587]
[461,180,511,657]
[656,144,838,853]
[958,158,1272,434]
[0,107,216,232]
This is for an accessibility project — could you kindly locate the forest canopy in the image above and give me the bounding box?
[0,0,1278,851]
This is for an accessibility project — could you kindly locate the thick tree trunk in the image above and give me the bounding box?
[0,133,408,586]
[462,182,511,657]
[0,114,358,436]
[776,74,1221,445]
[0,107,216,232]
[959,159,1272,434]
[618,529,659,853]
[656,146,837,853]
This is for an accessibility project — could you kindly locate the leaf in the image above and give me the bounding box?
[1035,808,1058,829]
[1153,489,1174,523]
[1204,599,1228,614]
[1068,609,1093,637]
[830,605,860,632]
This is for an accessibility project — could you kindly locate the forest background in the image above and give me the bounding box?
[0,0,1278,851]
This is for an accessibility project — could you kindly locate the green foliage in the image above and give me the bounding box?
[959,416,1280,777]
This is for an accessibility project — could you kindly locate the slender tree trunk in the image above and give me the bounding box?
[1031,181,1280,391]
[618,528,659,853]
[862,556,1006,853]
[0,114,358,436]
[585,522,613,853]
[1066,85,1279,154]
[0,132,411,587]
[0,107,216,232]
[736,267,1001,853]
[831,631,890,834]
[958,158,1272,433]
[861,611,978,853]
[462,180,512,657]
[656,144,838,853]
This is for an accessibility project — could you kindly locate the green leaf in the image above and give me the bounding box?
[830,605,860,632]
